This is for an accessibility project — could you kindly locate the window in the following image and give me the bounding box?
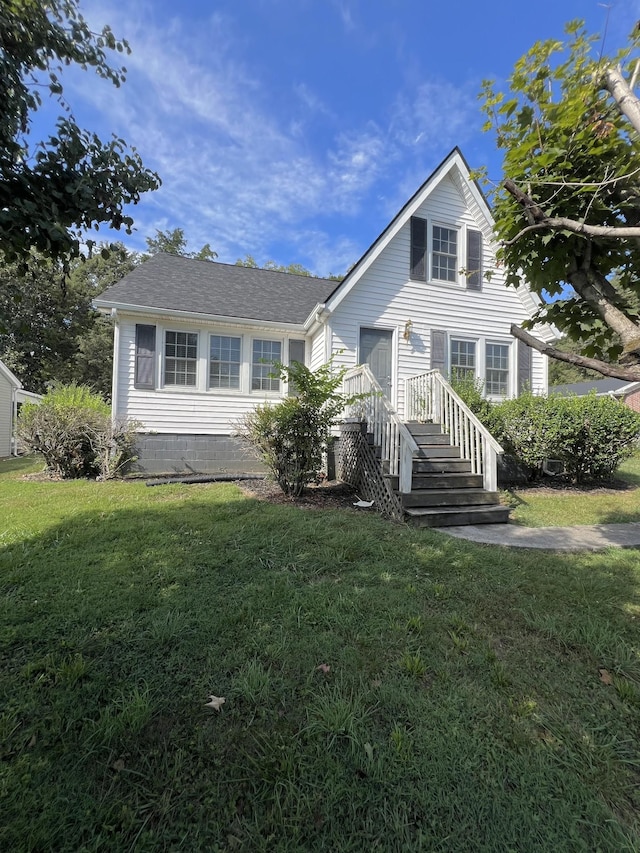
[432,225,458,282]
[164,330,198,386]
[485,343,509,396]
[450,339,476,381]
[252,339,281,391]
[209,335,241,389]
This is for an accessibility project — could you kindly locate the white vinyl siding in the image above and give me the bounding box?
[0,371,13,457]
[326,172,548,415]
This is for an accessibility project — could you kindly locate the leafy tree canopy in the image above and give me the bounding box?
[480,19,640,381]
[0,0,160,264]
[145,228,217,261]
[235,254,343,280]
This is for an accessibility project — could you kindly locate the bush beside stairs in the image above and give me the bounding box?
[384,422,510,527]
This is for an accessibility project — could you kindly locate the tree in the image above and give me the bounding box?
[480,20,640,381]
[235,254,343,280]
[0,243,137,394]
[145,228,217,260]
[0,0,160,263]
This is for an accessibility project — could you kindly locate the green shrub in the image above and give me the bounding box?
[18,383,139,479]
[491,391,640,483]
[237,358,355,497]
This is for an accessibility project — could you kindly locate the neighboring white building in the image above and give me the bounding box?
[94,148,556,475]
[0,360,42,457]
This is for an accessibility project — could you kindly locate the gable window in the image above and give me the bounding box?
[209,335,241,389]
[252,339,281,391]
[432,225,458,282]
[164,330,198,386]
[450,339,476,381]
[485,343,509,396]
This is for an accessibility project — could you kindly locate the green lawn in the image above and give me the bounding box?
[1,457,639,851]
[506,452,640,527]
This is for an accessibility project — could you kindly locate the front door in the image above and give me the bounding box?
[360,327,393,399]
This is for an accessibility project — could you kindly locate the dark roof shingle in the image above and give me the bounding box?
[95,253,339,324]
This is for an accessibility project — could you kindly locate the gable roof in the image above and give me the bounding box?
[551,378,640,396]
[94,254,338,326]
[0,359,22,390]
[323,148,492,314]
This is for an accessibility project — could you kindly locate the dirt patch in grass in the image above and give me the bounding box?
[511,477,636,496]
[239,477,359,511]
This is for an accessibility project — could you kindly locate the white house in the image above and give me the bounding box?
[94,148,555,481]
[0,360,42,458]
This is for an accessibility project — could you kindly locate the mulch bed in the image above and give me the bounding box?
[238,478,361,511]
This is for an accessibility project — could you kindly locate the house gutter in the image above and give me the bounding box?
[92,301,307,334]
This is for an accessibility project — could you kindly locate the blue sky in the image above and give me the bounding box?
[38,0,640,276]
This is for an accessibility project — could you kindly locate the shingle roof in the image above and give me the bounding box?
[94,253,339,325]
[551,378,632,396]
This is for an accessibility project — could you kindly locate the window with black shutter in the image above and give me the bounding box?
[410,216,427,281]
[466,229,482,290]
[134,324,156,389]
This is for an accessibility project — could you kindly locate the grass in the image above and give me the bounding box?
[505,452,640,527]
[1,455,640,850]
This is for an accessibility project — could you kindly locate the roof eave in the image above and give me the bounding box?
[93,300,308,332]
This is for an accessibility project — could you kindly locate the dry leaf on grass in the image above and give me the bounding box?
[598,668,613,685]
[316,664,331,674]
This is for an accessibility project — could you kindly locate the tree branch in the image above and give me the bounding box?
[601,66,640,135]
[511,324,640,381]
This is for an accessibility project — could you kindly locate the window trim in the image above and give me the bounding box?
[208,333,243,392]
[250,337,283,394]
[163,329,199,388]
[430,221,460,284]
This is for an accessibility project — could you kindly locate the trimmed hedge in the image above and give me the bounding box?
[491,391,640,484]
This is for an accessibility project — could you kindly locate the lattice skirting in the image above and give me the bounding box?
[337,422,405,521]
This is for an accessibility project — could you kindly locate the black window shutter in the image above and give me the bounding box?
[517,338,532,394]
[430,329,447,373]
[466,229,482,290]
[135,324,156,390]
[287,340,306,397]
[410,216,427,281]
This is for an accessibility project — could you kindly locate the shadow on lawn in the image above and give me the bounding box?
[1,485,639,851]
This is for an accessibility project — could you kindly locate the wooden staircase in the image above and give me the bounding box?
[386,422,510,528]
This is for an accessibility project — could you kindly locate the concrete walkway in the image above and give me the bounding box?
[437,521,640,551]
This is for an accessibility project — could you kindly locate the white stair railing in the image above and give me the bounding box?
[405,370,504,493]
[343,365,418,493]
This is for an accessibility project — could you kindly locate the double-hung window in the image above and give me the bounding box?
[485,343,509,396]
[450,339,476,382]
[164,330,198,386]
[252,339,281,391]
[209,335,241,389]
[432,225,458,282]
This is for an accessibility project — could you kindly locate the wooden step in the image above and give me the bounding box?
[405,504,511,528]
[405,422,445,438]
[412,473,483,490]
[413,433,452,447]
[401,489,499,508]
[415,445,461,459]
[412,459,473,474]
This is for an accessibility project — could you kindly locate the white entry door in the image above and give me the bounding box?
[360,328,393,399]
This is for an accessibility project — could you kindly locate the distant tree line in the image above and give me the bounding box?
[0,231,341,398]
